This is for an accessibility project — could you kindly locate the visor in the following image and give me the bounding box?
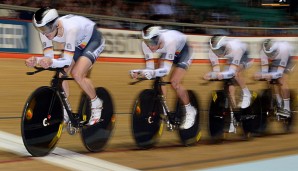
[211,46,226,56]
[35,22,55,35]
[144,36,159,46]
[264,50,277,58]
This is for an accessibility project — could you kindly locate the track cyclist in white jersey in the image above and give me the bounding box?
[130,25,197,129]
[204,35,254,109]
[254,39,295,118]
[25,7,105,126]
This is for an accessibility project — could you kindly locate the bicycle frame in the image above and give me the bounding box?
[222,79,238,109]
[23,67,115,156]
[153,77,170,112]
[28,67,82,127]
[131,77,200,148]
[262,79,287,120]
[136,77,179,130]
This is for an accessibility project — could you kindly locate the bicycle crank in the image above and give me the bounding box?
[66,122,79,135]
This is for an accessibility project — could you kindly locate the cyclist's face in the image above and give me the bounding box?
[144,36,160,52]
[44,28,58,40]
[212,46,226,57]
[265,49,278,58]
[147,43,160,52]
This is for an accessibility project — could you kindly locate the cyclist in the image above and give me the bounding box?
[204,35,253,109]
[25,7,105,126]
[254,39,295,118]
[130,25,197,129]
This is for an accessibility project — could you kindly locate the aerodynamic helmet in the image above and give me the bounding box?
[209,35,227,55]
[33,7,59,34]
[262,39,274,53]
[142,25,162,40]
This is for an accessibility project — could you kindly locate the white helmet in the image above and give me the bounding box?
[262,39,274,53]
[142,25,162,40]
[33,7,59,34]
[209,35,227,50]
[209,35,227,55]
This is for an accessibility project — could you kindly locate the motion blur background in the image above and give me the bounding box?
[0,1,298,171]
[0,0,298,122]
[0,0,297,115]
[0,0,298,35]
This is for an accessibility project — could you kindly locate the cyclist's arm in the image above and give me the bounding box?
[219,65,237,79]
[154,59,172,77]
[154,42,175,77]
[34,34,55,63]
[39,33,55,58]
[219,48,244,79]
[51,27,77,68]
[142,41,174,77]
[260,50,269,73]
[208,50,220,72]
[268,49,289,79]
[205,50,221,79]
[142,42,155,69]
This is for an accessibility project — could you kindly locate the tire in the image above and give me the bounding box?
[80,87,115,152]
[131,89,163,149]
[177,90,201,146]
[258,89,274,134]
[21,86,63,157]
[259,89,295,133]
[241,91,264,138]
[208,90,227,141]
[284,89,297,133]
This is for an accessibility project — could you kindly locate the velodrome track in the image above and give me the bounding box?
[0,58,298,171]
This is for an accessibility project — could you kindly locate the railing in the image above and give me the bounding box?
[0,4,297,36]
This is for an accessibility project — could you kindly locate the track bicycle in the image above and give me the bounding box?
[21,66,115,157]
[258,79,297,134]
[206,78,263,141]
[130,77,201,149]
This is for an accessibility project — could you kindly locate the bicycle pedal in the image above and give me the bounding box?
[80,120,87,125]
[166,125,175,131]
[166,122,176,131]
[66,123,78,135]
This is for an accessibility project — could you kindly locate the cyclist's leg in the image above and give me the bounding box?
[71,57,96,99]
[60,61,75,124]
[61,61,75,96]
[234,65,251,108]
[71,56,102,125]
[170,67,196,129]
[273,84,283,108]
[278,75,291,112]
[170,67,188,105]
[228,84,236,107]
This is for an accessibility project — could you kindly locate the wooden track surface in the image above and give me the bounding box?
[0,58,298,170]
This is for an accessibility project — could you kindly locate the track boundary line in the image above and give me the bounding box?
[0,130,139,171]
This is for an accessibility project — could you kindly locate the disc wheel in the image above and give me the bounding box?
[21,86,63,157]
[177,90,201,146]
[80,87,115,152]
[208,90,227,141]
[131,89,163,149]
[283,90,297,133]
[241,91,263,139]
